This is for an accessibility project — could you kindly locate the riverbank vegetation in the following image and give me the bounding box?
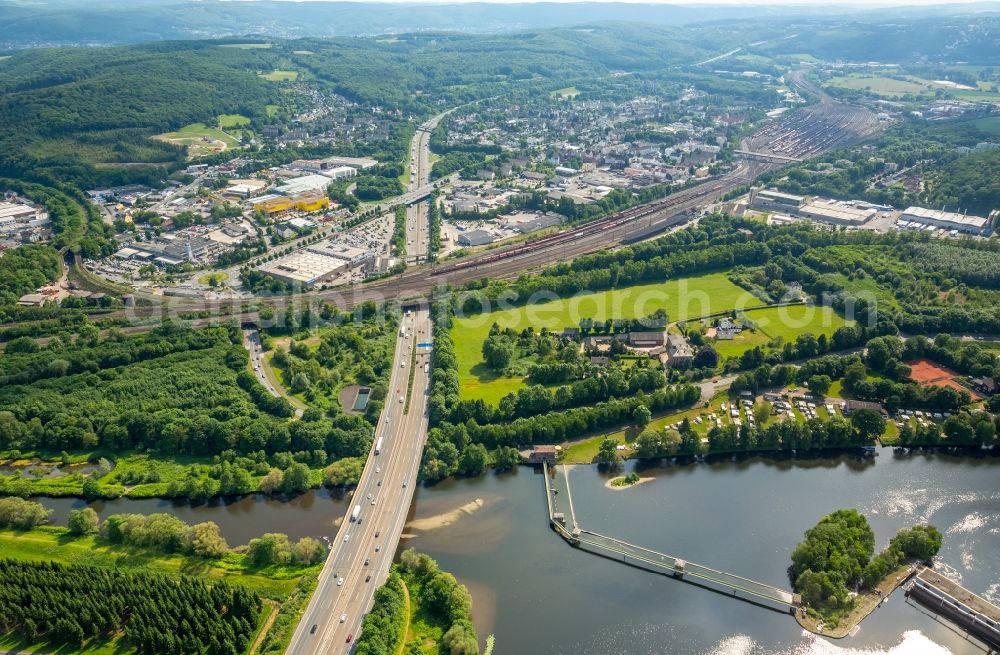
[790,509,942,628]
[355,549,479,655]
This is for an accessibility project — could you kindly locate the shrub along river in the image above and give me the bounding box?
[37,447,1000,654]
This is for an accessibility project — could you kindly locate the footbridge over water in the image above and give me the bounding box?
[542,462,801,614]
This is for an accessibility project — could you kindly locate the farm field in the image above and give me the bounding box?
[452,273,759,403]
[260,70,298,81]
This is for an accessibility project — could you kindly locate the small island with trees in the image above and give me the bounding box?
[790,508,942,637]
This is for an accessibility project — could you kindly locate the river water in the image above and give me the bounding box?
[37,448,1000,654]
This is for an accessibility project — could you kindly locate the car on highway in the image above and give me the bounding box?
[375,531,380,538]
[346,634,353,643]
[344,534,350,543]
[337,577,344,586]
[376,466,380,473]
[375,544,381,552]
[365,574,371,583]
[340,613,347,623]
[310,624,317,634]
[367,493,372,499]
[364,558,370,566]
[399,396,404,403]
[371,498,376,505]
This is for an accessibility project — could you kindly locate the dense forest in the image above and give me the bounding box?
[0,245,61,305]
[0,559,261,654]
[924,148,1000,216]
[0,42,279,188]
[0,322,382,499]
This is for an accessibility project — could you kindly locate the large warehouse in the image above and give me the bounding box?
[901,206,991,234]
[258,250,349,286]
[799,200,876,226]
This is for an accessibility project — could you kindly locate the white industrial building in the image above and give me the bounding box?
[259,250,348,286]
[306,241,373,268]
[749,188,804,213]
[259,239,374,286]
[799,200,876,226]
[275,174,339,196]
[901,206,991,234]
[0,201,49,234]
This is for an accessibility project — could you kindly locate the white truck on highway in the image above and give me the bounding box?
[375,437,383,455]
[351,505,361,522]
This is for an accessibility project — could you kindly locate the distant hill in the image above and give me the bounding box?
[3,0,999,51]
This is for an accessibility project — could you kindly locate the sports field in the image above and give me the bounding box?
[452,273,758,403]
[907,358,975,396]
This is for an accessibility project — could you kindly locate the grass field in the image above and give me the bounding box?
[155,122,240,158]
[827,75,928,96]
[551,86,580,98]
[749,304,852,342]
[198,271,229,286]
[218,113,252,128]
[260,70,298,82]
[452,273,757,403]
[712,328,772,359]
[827,74,1000,101]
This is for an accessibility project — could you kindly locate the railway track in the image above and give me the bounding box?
[70,77,883,323]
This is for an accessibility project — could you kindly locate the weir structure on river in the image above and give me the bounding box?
[541,462,801,614]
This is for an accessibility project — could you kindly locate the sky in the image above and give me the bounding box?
[246,0,1000,6]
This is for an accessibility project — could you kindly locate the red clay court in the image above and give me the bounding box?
[908,358,978,396]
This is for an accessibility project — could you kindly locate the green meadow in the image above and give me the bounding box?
[452,273,758,403]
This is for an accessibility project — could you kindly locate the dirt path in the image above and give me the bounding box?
[248,600,280,655]
[395,578,413,655]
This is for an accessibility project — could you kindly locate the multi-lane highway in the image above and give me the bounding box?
[285,308,433,655]
[405,111,448,263]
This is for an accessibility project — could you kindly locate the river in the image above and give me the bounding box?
[36,447,1000,654]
